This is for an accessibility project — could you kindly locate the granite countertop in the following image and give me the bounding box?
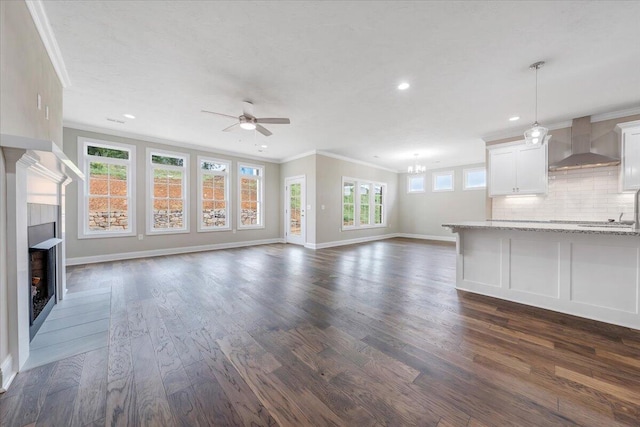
[442,220,640,236]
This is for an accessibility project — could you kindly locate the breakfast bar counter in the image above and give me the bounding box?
[443,221,640,330]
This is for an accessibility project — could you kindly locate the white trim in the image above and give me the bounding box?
[237,162,265,229]
[305,233,400,250]
[0,354,17,392]
[432,170,455,192]
[78,137,136,239]
[396,233,456,242]
[317,150,397,173]
[615,119,640,131]
[406,174,426,194]
[24,1,72,88]
[284,175,306,245]
[463,167,487,191]
[146,147,190,235]
[66,238,285,266]
[64,122,275,164]
[591,107,640,123]
[197,156,231,232]
[280,151,317,163]
[482,107,640,143]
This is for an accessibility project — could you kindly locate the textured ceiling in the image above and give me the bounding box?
[43,1,640,171]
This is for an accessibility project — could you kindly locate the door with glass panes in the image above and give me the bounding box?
[285,176,305,245]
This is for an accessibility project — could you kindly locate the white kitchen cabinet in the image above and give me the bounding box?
[616,120,640,191]
[488,142,547,197]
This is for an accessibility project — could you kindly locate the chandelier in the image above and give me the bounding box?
[407,154,426,174]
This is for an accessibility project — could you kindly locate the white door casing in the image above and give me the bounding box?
[285,176,305,245]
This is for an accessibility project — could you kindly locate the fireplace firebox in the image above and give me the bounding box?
[28,222,62,340]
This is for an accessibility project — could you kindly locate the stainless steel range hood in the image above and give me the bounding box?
[548,116,620,170]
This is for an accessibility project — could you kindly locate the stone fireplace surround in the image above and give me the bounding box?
[1,134,83,391]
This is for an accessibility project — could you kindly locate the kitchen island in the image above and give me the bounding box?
[443,221,640,330]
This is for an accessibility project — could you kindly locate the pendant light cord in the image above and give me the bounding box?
[535,65,538,123]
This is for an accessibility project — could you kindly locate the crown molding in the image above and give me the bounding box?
[279,150,317,163]
[482,107,640,143]
[25,0,71,88]
[315,150,398,173]
[591,106,640,123]
[63,121,277,164]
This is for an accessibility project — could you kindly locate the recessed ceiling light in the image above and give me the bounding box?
[123,114,136,119]
[261,144,268,149]
[398,82,410,90]
[509,116,520,121]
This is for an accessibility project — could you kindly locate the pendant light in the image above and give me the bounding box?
[407,153,426,174]
[524,61,548,146]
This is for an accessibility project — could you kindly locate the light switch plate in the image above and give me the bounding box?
[37,94,42,110]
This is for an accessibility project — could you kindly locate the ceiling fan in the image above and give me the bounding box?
[201,101,290,137]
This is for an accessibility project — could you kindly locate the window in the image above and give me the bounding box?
[407,175,425,193]
[342,177,386,229]
[238,163,264,228]
[464,167,487,190]
[78,138,135,238]
[433,170,454,192]
[147,148,189,234]
[198,157,230,232]
[343,181,355,227]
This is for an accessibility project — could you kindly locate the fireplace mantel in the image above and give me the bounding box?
[1,133,83,391]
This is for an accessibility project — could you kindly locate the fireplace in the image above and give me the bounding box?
[28,222,62,340]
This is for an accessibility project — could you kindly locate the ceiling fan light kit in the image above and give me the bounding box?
[524,61,548,146]
[201,101,290,137]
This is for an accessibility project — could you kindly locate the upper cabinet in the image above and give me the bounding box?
[616,120,640,191]
[488,142,548,197]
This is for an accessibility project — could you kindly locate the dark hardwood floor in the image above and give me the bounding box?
[2,238,640,426]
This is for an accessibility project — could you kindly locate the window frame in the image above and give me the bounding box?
[237,162,265,230]
[77,137,136,239]
[197,156,231,232]
[432,170,455,192]
[341,176,387,230]
[406,174,426,194]
[146,147,189,235]
[463,167,487,191]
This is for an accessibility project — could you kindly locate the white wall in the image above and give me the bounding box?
[493,165,634,221]
[280,154,316,244]
[63,127,282,262]
[398,163,487,239]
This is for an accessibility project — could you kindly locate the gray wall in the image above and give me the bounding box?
[280,154,317,244]
[398,163,487,238]
[0,150,7,372]
[63,127,281,260]
[315,154,399,244]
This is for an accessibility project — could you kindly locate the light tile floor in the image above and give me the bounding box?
[23,287,111,370]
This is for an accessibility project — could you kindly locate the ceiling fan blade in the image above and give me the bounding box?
[255,124,272,137]
[242,101,255,119]
[255,118,290,124]
[222,123,240,132]
[201,110,238,120]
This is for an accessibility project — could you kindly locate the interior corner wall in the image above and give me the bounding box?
[280,154,317,244]
[63,127,281,262]
[315,154,399,245]
[398,163,487,239]
[0,150,8,374]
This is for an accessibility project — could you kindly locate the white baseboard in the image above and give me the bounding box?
[0,354,16,393]
[66,238,285,266]
[305,233,400,250]
[396,233,456,242]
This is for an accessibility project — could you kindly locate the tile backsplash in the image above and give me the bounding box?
[492,166,635,221]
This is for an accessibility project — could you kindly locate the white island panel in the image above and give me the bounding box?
[571,243,639,314]
[444,221,640,330]
[510,238,560,298]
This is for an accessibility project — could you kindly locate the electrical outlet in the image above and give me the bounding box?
[232,229,236,234]
[45,106,49,120]
[37,94,41,110]
[138,234,143,240]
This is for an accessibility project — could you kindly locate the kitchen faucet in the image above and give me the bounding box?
[635,188,640,231]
